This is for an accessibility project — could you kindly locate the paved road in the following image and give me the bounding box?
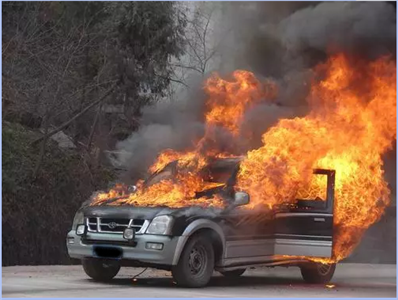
[2,264,396,298]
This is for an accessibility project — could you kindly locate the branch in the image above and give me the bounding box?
[157,72,189,88]
[202,14,211,55]
[169,77,189,88]
[171,63,203,74]
[87,103,102,151]
[185,37,204,69]
[31,84,116,146]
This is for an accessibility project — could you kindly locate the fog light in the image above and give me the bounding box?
[123,228,135,240]
[67,237,75,244]
[146,242,163,250]
[76,224,85,236]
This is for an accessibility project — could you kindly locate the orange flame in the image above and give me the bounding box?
[92,54,396,262]
[204,70,277,135]
[237,54,396,261]
[149,70,276,173]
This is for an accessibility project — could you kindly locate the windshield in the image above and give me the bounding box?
[144,161,177,187]
[144,159,239,194]
[200,164,238,185]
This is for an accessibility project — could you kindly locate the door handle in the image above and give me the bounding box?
[314,217,325,222]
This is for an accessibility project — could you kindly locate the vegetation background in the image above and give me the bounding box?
[2,1,227,265]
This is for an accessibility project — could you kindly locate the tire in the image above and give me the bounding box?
[220,269,246,278]
[82,259,121,282]
[171,234,215,288]
[300,262,336,284]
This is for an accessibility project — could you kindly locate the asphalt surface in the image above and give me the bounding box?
[2,263,396,298]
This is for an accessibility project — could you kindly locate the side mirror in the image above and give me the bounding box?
[234,191,250,207]
[128,185,137,193]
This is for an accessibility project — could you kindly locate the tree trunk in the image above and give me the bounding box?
[87,103,101,152]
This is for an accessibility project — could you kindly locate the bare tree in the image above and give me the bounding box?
[167,2,232,99]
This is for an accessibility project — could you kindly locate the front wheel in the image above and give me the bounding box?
[82,259,121,282]
[171,234,215,288]
[220,269,246,278]
[300,262,336,284]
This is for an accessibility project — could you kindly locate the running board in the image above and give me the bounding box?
[216,258,309,272]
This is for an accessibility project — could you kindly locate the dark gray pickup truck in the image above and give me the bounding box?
[67,158,336,287]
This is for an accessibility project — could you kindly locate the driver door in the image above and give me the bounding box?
[222,207,275,263]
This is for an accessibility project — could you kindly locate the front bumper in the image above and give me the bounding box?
[66,230,181,266]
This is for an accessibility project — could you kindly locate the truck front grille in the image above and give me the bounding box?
[86,217,149,234]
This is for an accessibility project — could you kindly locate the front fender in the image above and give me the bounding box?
[171,219,226,265]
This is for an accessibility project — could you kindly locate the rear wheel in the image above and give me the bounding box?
[300,262,336,284]
[220,269,246,278]
[82,259,121,282]
[171,234,215,288]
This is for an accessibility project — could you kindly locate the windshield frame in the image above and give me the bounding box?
[143,161,178,188]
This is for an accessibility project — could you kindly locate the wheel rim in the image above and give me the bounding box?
[188,244,207,276]
[318,264,331,275]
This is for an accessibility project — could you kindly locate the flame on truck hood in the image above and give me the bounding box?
[92,70,271,208]
[92,53,396,262]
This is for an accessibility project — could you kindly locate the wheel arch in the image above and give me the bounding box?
[172,219,226,266]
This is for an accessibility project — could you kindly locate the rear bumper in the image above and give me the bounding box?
[66,230,181,266]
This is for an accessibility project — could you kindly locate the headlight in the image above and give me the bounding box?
[146,215,173,235]
[72,210,84,230]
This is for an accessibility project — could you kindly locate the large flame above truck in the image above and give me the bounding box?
[91,53,396,263]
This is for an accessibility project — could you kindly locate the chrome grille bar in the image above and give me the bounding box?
[85,217,149,234]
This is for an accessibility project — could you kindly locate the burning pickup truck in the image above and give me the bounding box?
[67,157,336,288]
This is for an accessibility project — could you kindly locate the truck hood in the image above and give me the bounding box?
[82,205,224,220]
